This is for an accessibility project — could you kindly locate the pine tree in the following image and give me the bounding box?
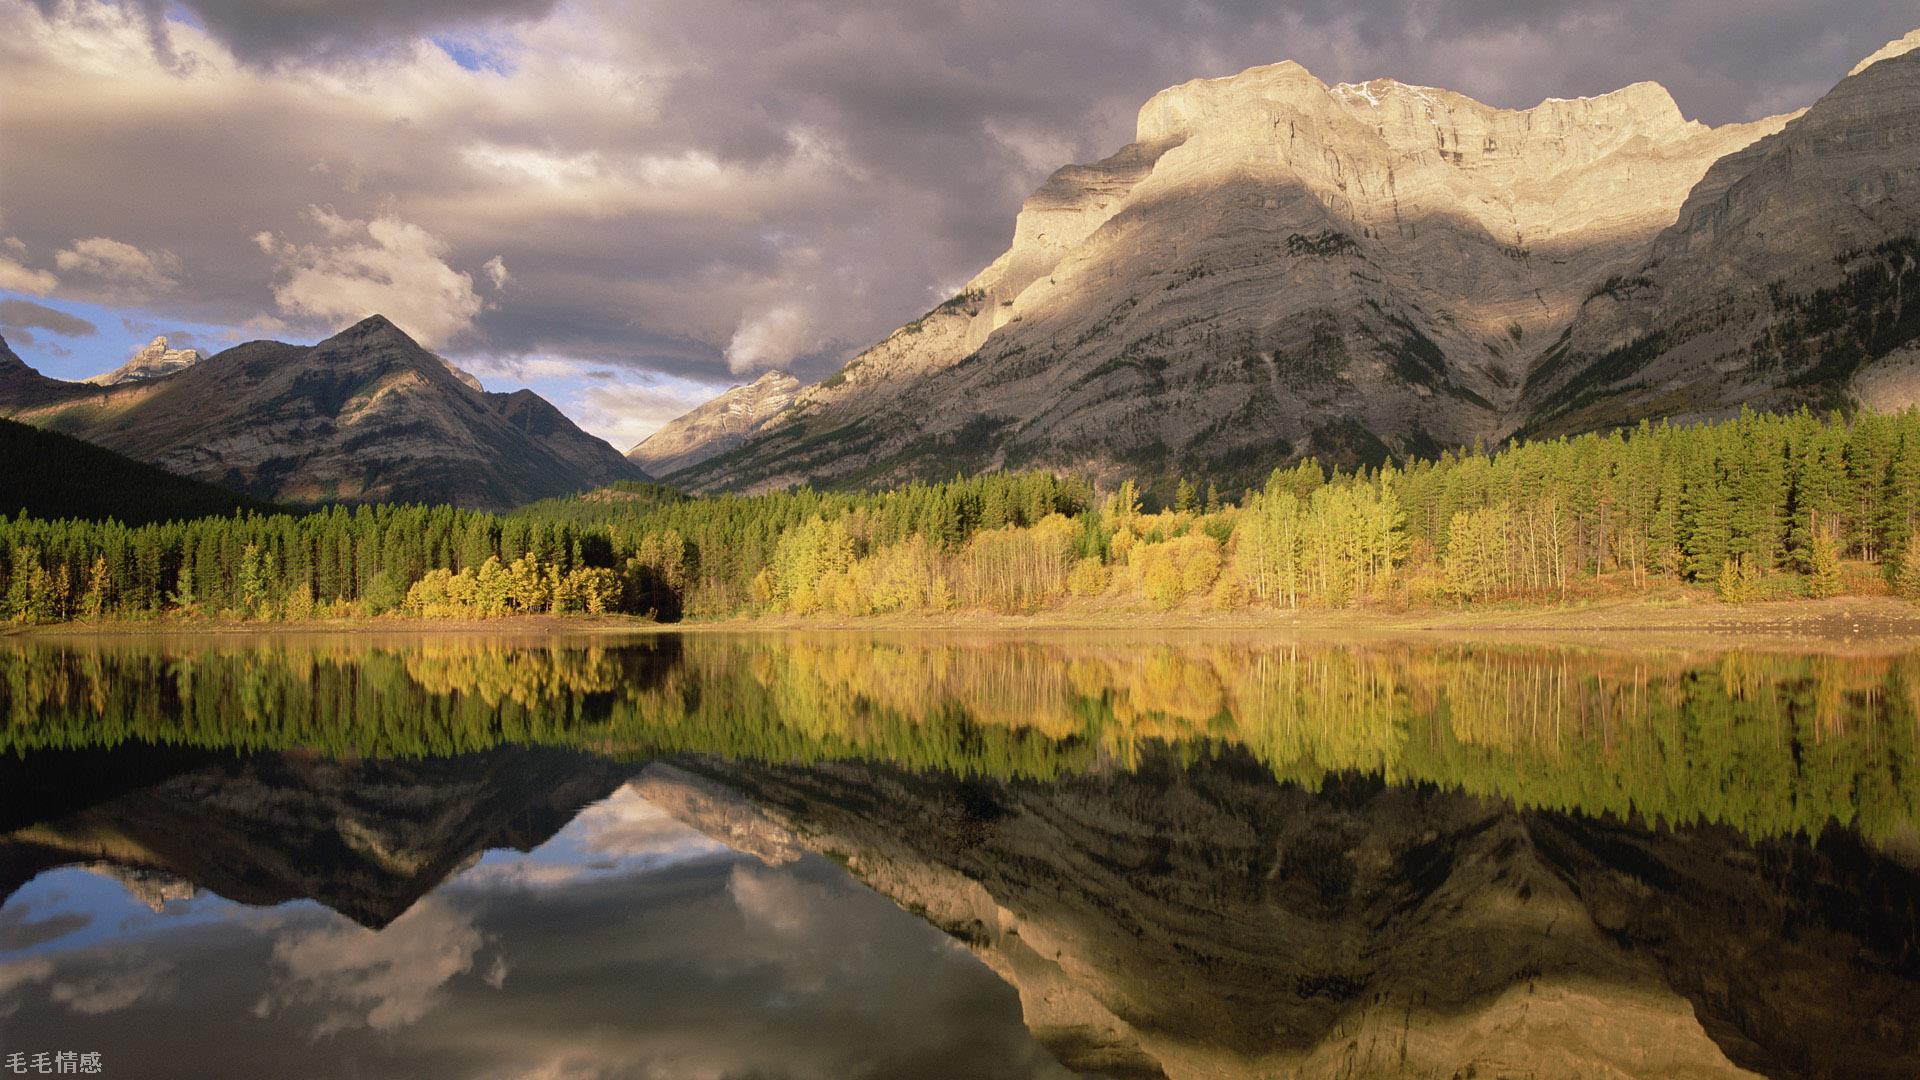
[1682,446,1733,580]
[1787,414,1847,570]
[1845,414,1896,561]
[1895,540,1920,602]
[1806,527,1842,599]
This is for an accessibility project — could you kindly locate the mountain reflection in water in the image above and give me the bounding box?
[1,633,1916,1079]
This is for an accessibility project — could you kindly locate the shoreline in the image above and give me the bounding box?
[7,595,1920,652]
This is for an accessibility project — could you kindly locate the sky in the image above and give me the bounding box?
[0,0,1911,451]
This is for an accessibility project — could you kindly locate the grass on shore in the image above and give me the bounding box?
[9,593,1920,653]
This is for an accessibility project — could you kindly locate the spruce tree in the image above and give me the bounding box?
[1895,540,1920,602]
[1682,446,1733,580]
[1806,528,1843,599]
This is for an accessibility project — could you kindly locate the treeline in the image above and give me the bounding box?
[3,409,1919,622]
[0,473,1093,622]
[0,504,625,622]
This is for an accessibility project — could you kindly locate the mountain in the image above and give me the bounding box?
[84,335,201,385]
[626,370,800,477]
[0,333,74,402]
[1522,33,1920,434]
[670,33,1920,493]
[0,747,630,928]
[0,416,269,524]
[672,64,1795,491]
[656,753,1920,1079]
[489,386,647,488]
[0,316,648,510]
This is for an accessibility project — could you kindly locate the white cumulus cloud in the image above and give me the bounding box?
[54,236,181,299]
[578,378,727,451]
[0,254,58,296]
[725,304,823,374]
[265,897,482,1037]
[262,209,484,348]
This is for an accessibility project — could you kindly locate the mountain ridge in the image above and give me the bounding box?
[0,315,647,510]
[661,33,1915,492]
[1523,39,1920,434]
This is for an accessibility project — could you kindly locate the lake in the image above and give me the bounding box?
[1,632,1916,1078]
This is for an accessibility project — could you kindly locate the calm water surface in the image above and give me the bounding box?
[1,632,1916,1078]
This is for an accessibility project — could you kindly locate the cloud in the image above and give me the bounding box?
[35,0,562,64]
[265,896,482,1036]
[0,297,98,338]
[261,209,484,347]
[483,254,510,290]
[0,956,54,996]
[577,378,724,451]
[0,908,93,951]
[728,863,831,936]
[0,254,58,295]
[48,959,173,1015]
[482,954,509,989]
[725,304,826,374]
[54,236,182,299]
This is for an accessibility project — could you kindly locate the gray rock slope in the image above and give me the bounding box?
[673,32,1919,491]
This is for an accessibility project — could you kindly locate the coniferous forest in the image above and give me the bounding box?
[5,407,1920,623]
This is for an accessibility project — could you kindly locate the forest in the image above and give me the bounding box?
[4,406,1919,623]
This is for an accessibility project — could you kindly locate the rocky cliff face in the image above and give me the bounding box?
[671,32,1920,493]
[674,60,1796,491]
[626,370,800,478]
[0,316,648,510]
[1524,38,1920,434]
[84,336,201,385]
[655,753,1920,1080]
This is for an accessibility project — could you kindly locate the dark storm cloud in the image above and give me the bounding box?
[0,298,98,338]
[34,0,560,62]
[2,0,1912,440]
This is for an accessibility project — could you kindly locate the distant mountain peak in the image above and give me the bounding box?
[326,313,418,350]
[85,335,202,386]
[626,370,800,478]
